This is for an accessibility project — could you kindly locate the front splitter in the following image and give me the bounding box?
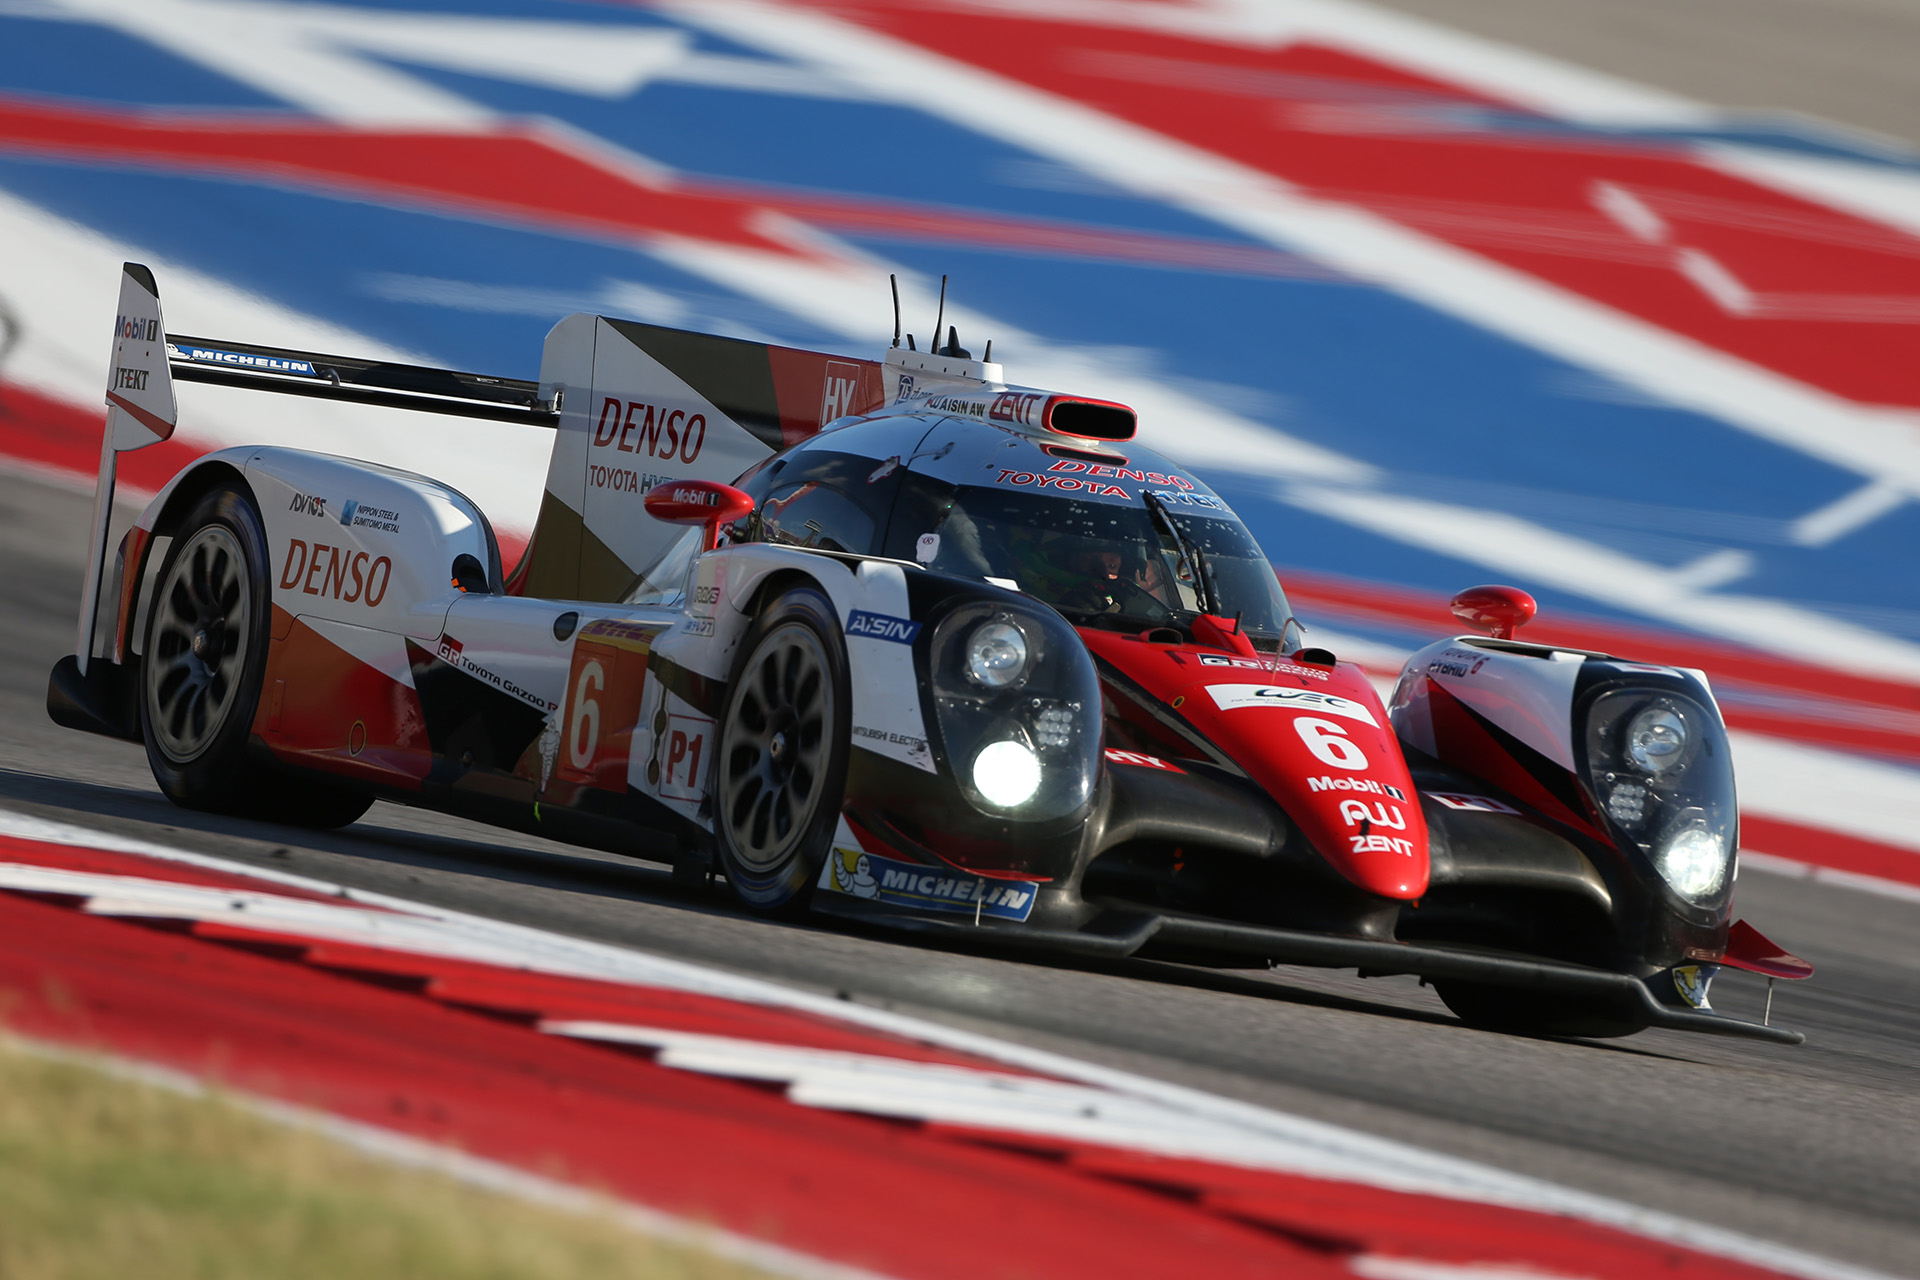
[809,896,1803,1044]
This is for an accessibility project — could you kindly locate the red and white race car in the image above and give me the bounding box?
[52,263,1811,1041]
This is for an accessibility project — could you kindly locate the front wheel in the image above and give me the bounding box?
[713,586,850,914]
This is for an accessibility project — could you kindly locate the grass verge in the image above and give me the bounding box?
[0,1037,782,1280]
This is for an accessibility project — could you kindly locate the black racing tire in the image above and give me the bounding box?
[140,480,371,830]
[1435,981,1647,1040]
[712,585,851,915]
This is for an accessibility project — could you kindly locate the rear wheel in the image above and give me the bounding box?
[713,586,850,914]
[141,481,370,829]
[1435,981,1646,1039]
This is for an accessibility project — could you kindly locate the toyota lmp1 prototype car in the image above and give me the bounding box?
[52,263,1813,1042]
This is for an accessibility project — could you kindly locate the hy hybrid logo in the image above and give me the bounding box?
[821,361,862,425]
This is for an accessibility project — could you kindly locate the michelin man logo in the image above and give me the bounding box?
[831,848,879,899]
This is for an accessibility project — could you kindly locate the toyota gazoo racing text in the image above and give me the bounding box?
[53,264,1812,1043]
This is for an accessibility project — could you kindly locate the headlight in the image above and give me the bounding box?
[1657,821,1730,901]
[928,600,1101,821]
[972,739,1042,808]
[966,620,1030,688]
[1627,705,1687,774]
[1582,685,1736,908]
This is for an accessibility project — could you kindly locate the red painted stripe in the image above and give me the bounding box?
[0,380,199,497]
[0,94,1322,281]
[0,833,394,907]
[0,842,1811,1279]
[823,4,1920,409]
[106,389,175,441]
[1742,816,1920,887]
[0,889,1344,1280]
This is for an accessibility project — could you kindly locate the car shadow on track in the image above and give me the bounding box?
[0,767,745,916]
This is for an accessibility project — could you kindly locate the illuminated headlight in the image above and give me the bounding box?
[966,620,1030,688]
[1657,824,1729,902]
[1627,705,1688,774]
[972,739,1041,808]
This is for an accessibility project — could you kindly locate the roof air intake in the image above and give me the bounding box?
[1045,398,1136,441]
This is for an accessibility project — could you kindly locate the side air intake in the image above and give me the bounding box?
[1045,397,1136,441]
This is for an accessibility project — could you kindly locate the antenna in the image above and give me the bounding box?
[889,274,901,349]
[983,339,992,363]
[932,274,947,356]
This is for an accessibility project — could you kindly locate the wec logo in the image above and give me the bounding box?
[1206,683,1377,725]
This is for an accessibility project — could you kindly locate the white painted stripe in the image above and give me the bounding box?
[1790,479,1910,547]
[1740,850,1920,905]
[1729,732,1920,855]
[2,1034,890,1280]
[1705,147,1920,243]
[0,807,1894,1280]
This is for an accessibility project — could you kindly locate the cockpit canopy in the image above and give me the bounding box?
[627,407,1299,649]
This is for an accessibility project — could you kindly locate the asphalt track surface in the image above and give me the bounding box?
[5,468,1916,1276]
[1365,0,1920,146]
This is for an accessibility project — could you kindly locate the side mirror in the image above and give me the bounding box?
[1450,584,1537,640]
[643,479,755,551]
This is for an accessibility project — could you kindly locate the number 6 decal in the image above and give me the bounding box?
[568,659,604,770]
[1295,716,1368,771]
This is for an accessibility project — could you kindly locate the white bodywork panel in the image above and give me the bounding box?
[246,447,493,642]
[1391,637,1587,770]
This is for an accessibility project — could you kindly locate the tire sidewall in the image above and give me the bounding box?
[713,584,851,912]
[141,480,275,809]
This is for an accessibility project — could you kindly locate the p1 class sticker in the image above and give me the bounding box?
[915,532,940,564]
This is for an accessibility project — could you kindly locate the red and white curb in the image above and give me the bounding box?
[0,808,1889,1280]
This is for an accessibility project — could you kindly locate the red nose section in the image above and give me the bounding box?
[1081,631,1429,900]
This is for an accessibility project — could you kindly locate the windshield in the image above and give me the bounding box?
[887,475,1298,646]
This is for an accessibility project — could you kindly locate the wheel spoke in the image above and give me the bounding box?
[749,792,772,848]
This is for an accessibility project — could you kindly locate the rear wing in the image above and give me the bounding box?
[164,335,560,427]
